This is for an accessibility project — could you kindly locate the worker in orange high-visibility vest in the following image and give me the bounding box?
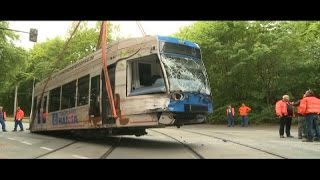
[239,103,251,127]
[275,95,295,138]
[299,90,320,142]
[226,105,235,127]
[13,106,24,132]
[293,93,307,139]
[0,106,7,132]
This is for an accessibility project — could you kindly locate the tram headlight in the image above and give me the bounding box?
[171,92,185,101]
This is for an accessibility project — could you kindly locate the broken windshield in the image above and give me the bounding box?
[161,54,211,95]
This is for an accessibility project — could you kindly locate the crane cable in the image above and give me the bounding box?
[29,21,81,130]
[136,21,146,37]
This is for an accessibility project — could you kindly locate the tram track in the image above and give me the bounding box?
[150,129,204,159]
[180,128,287,159]
[99,137,122,159]
[5,125,288,159]
[33,136,122,159]
[34,140,79,159]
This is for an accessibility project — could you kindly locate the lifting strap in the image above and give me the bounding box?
[99,21,117,118]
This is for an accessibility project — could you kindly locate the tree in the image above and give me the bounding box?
[174,21,320,124]
[0,21,28,115]
[0,21,121,115]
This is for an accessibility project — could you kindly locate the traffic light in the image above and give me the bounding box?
[29,28,38,42]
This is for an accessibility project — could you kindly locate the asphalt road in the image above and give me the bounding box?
[0,121,319,159]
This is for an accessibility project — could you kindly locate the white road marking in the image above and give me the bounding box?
[72,154,89,159]
[8,138,16,140]
[21,141,32,145]
[40,147,53,151]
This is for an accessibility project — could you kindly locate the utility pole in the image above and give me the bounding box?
[29,77,35,119]
[14,85,18,116]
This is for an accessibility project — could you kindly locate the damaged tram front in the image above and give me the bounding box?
[127,35,213,128]
[31,35,212,135]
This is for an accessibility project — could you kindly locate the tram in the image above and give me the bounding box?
[30,35,213,136]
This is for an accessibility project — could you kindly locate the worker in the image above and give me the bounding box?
[239,103,251,127]
[275,95,294,138]
[299,90,320,142]
[226,105,235,127]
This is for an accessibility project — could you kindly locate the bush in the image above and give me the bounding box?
[207,105,228,124]
[249,106,278,125]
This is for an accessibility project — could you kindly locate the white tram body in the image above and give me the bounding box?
[30,35,213,135]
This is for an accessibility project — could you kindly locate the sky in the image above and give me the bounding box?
[8,21,194,49]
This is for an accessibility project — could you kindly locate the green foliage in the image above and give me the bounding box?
[0,22,28,114]
[1,20,320,121]
[175,21,320,124]
[0,21,120,115]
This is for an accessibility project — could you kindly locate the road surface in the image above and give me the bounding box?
[0,122,319,159]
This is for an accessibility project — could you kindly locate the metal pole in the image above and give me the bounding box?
[29,77,35,119]
[0,27,29,34]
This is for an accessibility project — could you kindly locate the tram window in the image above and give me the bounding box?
[128,54,166,96]
[49,86,61,112]
[160,41,201,59]
[139,63,151,86]
[108,65,116,94]
[77,75,89,106]
[37,97,41,124]
[90,75,100,116]
[61,80,76,110]
[42,96,47,123]
[32,96,37,121]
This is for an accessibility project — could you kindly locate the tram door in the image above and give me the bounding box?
[101,69,115,124]
[90,75,101,123]
[36,93,48,130]
[41,94,48,129]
